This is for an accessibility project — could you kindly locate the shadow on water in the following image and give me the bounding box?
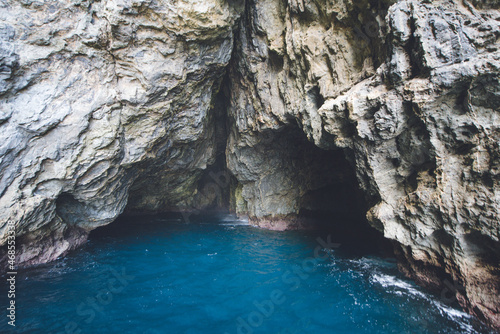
[90,211,393,259]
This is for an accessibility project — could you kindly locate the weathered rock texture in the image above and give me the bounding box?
[1,0,499,330]
[0,0,244,265]
[225,0,500,329]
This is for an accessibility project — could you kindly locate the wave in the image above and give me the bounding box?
[218,214,250,226]
[370,273,480,333]
[371,273,428,299]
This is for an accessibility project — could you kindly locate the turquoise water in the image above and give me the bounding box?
[1,215,494,334]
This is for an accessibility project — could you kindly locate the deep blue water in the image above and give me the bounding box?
[1,215,494,334]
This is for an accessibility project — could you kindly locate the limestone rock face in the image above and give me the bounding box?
[225,0,500,329]
[0,0,244,265]
[1,0,500,330]
[226,0,394,224]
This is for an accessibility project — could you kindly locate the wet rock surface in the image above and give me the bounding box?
[0,0,499,329]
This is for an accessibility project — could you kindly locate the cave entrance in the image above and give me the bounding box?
[227,122,390,253]
[112,71,388,254]
[116,73,239,224]
[295,139,389,252]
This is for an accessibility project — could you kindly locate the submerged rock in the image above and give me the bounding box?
[0,0,499,330]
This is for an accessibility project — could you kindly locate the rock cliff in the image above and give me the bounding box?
[0,0,244,265]
[0,0,499,330]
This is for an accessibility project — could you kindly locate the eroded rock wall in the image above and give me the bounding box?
[0,0,243,265]
[225,0,500,328]
[225,0,391,225]
[1,0,499,329]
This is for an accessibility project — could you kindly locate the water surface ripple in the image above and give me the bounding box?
[1,216,494,333]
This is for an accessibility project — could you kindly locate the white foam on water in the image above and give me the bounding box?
[219,214,250,226]
[371,273,479,333]
[432,301,476,333]
[433,300,469,319]
[348,256,397,271]
[371,273,427,299]
[220,220,251,226]
[155,218,182,223]
[217,213,239,221]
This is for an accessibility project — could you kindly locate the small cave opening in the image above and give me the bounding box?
[271,124,392,255]
[307,85,325,110]
[115,73,237,222]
